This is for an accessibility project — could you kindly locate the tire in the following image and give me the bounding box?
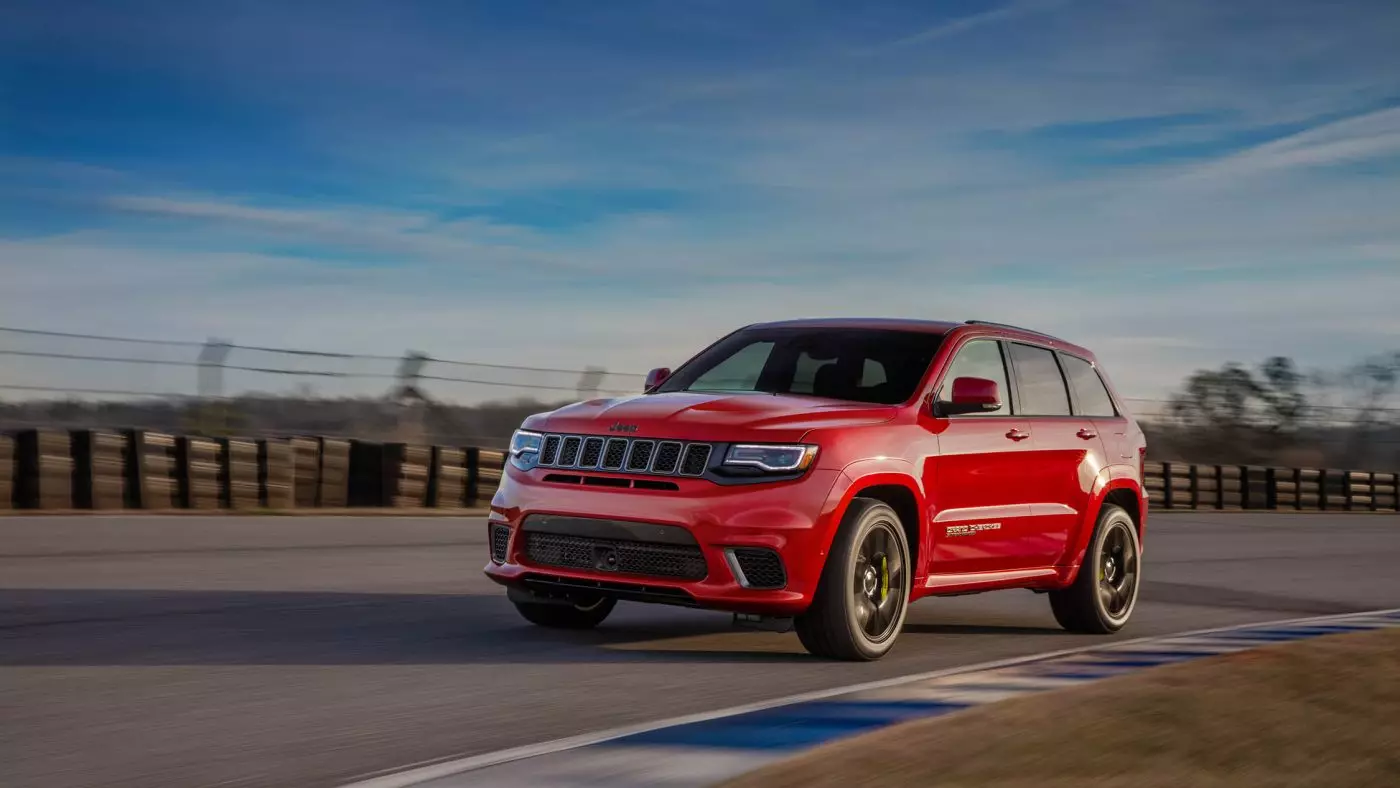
[513,595,617,630]
[1049,504,1141,634]
[795,499,912,661]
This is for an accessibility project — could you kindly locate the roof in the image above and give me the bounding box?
[745,317,1092,357]
[747,317,964,334]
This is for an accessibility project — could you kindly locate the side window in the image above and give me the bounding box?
[1061,354,1117,417]
[1008,343,1071,416]
[938,340,1010,416]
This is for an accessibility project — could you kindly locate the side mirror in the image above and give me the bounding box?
[644,367,671,390]
[936,376,1001,416]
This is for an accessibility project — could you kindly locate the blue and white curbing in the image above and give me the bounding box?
[343,609,1400,788]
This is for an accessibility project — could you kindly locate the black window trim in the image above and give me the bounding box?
[1057,350,1122,419]
[931,337,1020,418]
[1006,340,1075,419]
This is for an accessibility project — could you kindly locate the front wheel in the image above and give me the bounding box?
[795,499,912,661]
[1049,504,1141,634]
[513,595,617,630]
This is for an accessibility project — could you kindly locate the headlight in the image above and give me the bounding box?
[508,430,543,470]
[723,443,818,473]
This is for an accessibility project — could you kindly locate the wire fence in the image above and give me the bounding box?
[0,326,647,404]
[2,325,1397,462]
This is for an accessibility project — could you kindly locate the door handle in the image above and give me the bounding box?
[1005,428,1030,442]
[1077,428,1098,440]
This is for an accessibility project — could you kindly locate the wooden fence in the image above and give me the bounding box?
[2,428,1396,513]
[1,428,503,511]
[1144,462,1399,512]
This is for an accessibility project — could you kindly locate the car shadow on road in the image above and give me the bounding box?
[0,587,831,666]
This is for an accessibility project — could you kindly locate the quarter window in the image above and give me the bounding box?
[938,340,1010,416]
[1008,343,1071,416]
[1062,354,1117,417]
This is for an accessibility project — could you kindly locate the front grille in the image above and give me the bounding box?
[730,547,787,589]
[535,432,715,478]
[489,524,511,564]
[523,532,707,580]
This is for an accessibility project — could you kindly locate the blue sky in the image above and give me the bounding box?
[2,0,1399,403]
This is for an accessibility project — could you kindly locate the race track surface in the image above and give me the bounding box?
[3,512,1398,788]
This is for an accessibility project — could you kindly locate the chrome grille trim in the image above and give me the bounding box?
[579,437,605,469]
[558,436,582,467]
[651,441,682,474]
[535,433,716,478]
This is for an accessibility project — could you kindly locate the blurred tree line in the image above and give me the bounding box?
[1150,351,1400,469]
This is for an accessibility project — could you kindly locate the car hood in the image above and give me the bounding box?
[531,391,898,442]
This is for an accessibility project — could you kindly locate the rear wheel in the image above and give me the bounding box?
[795,499,912,661]
[513,594,617,630]
[1049,504,1140,634]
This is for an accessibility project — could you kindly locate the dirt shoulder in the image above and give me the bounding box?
[720,627,1400,788]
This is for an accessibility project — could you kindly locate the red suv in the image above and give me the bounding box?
[485,319,1147,661]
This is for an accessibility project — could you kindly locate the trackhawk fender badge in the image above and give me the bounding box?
[946,522,1002,537]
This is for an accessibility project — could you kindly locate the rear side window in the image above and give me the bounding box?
[1008,343,1071,416]
[1061,354,1117,417]
[938,340,1010,416]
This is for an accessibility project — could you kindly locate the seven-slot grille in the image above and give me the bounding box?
[537,433,713,477]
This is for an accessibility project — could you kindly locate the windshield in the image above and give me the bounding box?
[655,327,945,405]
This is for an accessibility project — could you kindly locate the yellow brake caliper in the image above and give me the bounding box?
[879,555,889,602]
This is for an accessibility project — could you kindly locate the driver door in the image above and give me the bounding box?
[921,338,1039,578]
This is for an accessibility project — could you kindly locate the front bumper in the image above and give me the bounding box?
[482,464,849,616]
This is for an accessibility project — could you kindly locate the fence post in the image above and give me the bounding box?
[1371,472,1380,512]
[0,434,13,510]
[1264,467,1277,510]
[464,447,481,506]
[1188,464,1200,509]
[1161,462,1173,509]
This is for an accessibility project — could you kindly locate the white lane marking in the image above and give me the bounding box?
[338,608,1400,788]
[411,745,778,788]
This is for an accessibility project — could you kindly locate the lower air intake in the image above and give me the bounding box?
[489,524,511,564]
[730,547,787,589]
[523,532,707,580]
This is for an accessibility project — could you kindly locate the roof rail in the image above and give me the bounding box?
[963,319,1057,339]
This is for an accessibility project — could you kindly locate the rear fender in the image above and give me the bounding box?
[1064,464,1143,574]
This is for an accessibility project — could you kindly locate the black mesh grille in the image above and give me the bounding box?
[626,441,655,472]
[524,532,707,580]
[489,524,511,564]
[652,441,681,474]
[602,439,628,470]
[732,547,786,589]
[536,433,714,478]
[540,435,561,465]
[680,444,711,476]
[559,436,582,466]
[579,437,605,468]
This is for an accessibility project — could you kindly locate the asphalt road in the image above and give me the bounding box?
[3,512,1399,788]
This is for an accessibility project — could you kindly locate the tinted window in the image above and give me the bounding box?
[1008,343,1071,416]
[688,341,774,392]
[658,328,944,405]
[1062,354,1117,417]
[938,340,1009,416]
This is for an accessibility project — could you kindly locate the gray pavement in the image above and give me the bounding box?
[2,512,1398,788]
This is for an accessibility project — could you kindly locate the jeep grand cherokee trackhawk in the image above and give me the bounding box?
[485,318,1147,661]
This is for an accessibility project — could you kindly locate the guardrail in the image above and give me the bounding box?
[1,428,503,511]
[1,428,1396,512]
[1144,461,1399,512]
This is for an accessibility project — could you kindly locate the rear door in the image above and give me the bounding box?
[1005,342,1106,567]
[923,338,1039,576]
[1060,352,1131,464]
